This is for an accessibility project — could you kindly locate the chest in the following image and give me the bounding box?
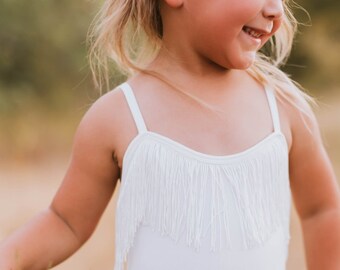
[114,89,292,171]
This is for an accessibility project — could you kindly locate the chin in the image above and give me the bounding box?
[218,52,256,70]
[234,54,257,69]
[228,59,255,70]
[212,53,256,71]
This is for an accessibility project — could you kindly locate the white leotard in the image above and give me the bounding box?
[114,82,292,270]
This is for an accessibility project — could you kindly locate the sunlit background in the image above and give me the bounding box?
[0,0,339,269]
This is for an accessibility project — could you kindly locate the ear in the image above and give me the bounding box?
[163,0,184,8]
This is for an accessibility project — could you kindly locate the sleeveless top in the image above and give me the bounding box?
[113,82,292,270]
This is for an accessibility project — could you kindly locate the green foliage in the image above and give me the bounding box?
[283,0,340,90]
[0,0,103,160]
[0,0,99,114]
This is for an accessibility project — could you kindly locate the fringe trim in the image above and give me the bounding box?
[114,135,291,270]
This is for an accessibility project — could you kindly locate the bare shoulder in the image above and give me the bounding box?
[77,83,137,156]
[273,88,318,151]
[281,91,322,155]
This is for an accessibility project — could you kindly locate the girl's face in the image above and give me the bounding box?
[173,0,284,70]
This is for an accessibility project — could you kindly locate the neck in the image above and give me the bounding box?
[150,39,232,77]
[145,47,248,97]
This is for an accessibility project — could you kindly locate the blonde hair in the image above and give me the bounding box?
[87,0,318,132]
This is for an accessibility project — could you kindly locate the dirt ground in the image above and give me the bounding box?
[1,92,339,269]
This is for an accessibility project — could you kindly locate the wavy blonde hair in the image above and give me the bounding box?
[87,0,318,132]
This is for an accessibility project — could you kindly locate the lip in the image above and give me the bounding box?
[241,28,262,47]
[243,25,272,36]
[241,25,273,48]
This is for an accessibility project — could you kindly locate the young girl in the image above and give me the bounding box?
[1,0,340,269]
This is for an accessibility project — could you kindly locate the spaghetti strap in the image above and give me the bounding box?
[119,82,148,134]
[264,85,281,133]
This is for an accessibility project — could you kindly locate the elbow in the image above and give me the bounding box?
[48,206,90,247]
[300,205,340,222]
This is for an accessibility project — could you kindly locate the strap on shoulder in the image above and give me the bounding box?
[264,85,281,133]
[119,82,148,134]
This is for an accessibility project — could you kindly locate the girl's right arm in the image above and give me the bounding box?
[0,207,83,269]
[0,89,123,269]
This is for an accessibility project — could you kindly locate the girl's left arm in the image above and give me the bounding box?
[287,99,340,270]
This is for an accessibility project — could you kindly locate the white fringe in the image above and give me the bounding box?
[113,134,291,270]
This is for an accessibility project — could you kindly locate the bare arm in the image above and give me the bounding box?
[0,90,122,269]
[0,208,82,269]
[288,98,340,270]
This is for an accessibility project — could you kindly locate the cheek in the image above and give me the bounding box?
[185,0,265,55]
[187,0,262,29]
[223,0,264,23]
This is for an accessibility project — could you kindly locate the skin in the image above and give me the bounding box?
[1,0,340,269]
[159,0,283,71]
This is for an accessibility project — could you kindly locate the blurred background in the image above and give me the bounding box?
[0,0,339,269]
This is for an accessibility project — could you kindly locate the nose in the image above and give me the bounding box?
[263,0,284,20]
